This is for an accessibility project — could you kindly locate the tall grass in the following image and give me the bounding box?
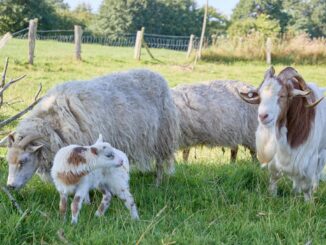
[203,33,326,65]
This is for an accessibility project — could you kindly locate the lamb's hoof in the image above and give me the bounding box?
[71,218,78,225]
[95,210,103,217]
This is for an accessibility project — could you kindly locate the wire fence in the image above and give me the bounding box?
[12,28,204,51]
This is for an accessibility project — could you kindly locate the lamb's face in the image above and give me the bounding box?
[93,143,124,168]
[6,134,43,190]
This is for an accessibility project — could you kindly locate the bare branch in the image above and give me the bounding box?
[1,57,9,88]
[0,74,27,98]
[34,83,42,101]
[0,185,24,215]
[0,97,42,128]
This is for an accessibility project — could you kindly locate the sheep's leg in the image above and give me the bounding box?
[117,188,139,220]
[156,159,164,186]
[249,149,256,162]
[182,148,190,162]
[95,188,112,217]
[166,155,176,175]
[292,178,301,195]
[230,146,238,163]
[59,192,68,219]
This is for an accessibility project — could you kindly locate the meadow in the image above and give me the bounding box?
[0,39,326,244]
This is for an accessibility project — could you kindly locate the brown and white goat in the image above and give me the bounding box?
[51,135,139,224]
[238,67,326,201]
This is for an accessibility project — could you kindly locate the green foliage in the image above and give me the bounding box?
[92,0,227,36]
[228,14,281,38]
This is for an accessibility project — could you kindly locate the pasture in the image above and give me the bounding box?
[0,39,326,244]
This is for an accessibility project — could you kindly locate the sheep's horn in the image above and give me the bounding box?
[305,96,324,108]
[18,134,43,148]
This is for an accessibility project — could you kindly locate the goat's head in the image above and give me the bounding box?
[6,133,43,190]
[238,67,323,128]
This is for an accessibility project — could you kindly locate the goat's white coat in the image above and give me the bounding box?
[256,79,326,200]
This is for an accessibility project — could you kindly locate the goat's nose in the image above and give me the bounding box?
[259,113,269,121]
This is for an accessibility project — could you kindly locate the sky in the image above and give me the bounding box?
[64,0,239,17]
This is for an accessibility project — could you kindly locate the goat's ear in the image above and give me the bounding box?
[236,88,260,104]
[264,66,275,79]
[95,134,103,144]
[27,144,43,153]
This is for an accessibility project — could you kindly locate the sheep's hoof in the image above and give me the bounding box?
[131,214,140,220]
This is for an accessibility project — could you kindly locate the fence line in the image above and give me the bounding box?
[11,27,203,51]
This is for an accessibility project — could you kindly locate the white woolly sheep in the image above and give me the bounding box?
[171,80,258,162]
[51,135,139,224]
[6,69,179,189]
[238,67,326,201]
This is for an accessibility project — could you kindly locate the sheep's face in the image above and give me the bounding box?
[6,134,43,190]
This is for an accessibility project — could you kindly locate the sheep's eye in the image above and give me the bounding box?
[18,159,26,168]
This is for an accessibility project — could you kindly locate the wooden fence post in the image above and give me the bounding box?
[134,27,144,60]
[74,25,82,60]
[28,19,38,65]
[211,34,217,46]
[187,34,194,58]
[266,37,272,65]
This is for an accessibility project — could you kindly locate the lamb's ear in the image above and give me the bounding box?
[95,134,103,144]
[27,144,43,153]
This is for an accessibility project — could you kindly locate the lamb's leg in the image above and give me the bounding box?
[117,188,139,220]
[59,192,68,219]
[182,148,190,162]
[230,146,238,162]
[71,186,88,224]
[95,188,112,217]
[249,149,256,162]
[84,192,91,205]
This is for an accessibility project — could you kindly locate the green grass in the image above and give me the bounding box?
[0,39,326,244]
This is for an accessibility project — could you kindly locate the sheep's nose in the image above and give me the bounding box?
[259,113,269,121]
[6,184,16,190]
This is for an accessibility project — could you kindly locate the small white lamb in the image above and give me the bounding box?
[51,134,139,224]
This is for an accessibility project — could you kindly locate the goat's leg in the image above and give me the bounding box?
[230,146,238,162]
[117,188,139,220]
[59,192,68,220]
[182,148,190,162]
[95,188,112,217]
[268,161,280,197]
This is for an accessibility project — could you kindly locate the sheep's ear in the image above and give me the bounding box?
[236,88,260,104]
[95,134,103,144]
[27,144,43,153]
[7,134,15,147]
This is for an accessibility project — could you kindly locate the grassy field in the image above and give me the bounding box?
[0,39,326,244]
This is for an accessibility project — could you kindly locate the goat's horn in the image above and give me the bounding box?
[305,96,324,108]
[18,134,42,148]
